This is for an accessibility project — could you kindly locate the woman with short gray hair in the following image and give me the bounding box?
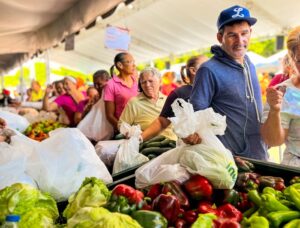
[118,67,176,141]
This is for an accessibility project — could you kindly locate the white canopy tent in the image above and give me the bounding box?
[0,0,123,74]
[0,0,300,74]
[46,0,300,74]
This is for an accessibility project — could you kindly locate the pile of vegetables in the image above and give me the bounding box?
[63,177,142,228]
[139,135,176,160]
[114,134,176,160]
[23,120,65,141]
[2,157,300,227]
[60,158,300,228]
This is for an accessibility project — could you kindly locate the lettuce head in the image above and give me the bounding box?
[67,207,141,228]
[0,183,59,225]
[63,177,111,219]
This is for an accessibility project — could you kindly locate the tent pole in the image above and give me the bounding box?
[0,75,4,90]
[19,63,25,102]
[45,50,50,85]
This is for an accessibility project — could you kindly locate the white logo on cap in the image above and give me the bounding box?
[232,7,244,18]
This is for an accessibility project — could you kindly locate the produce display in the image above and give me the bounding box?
[61,158,300,228]
[23,120,66,141]
[1,157,300,227]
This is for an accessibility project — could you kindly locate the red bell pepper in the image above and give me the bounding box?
[152,193,181,225]
[175,218,188,228]
[237,192,252,212]
[183,175,213,200]
[258,176,286,191]
[183,210,198,224]
[162,181,190,209]
[198,201,219,216]
[111,184,144,205]
[217,203,243,222]
[147,183,162,201]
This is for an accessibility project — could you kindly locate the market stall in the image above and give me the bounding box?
[1,98,300,227]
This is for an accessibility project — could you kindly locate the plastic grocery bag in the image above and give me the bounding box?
[26,128,112,202]
[0,110,30,132]
[0,134,37,190]
[135,147,190,189]
[281,87,300,116]
[112,122,149,174]
[77,97,114,141]
[169,99,237,189]
[179,144,237,189]
[95,139,125,167]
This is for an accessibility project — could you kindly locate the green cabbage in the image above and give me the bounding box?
[67,207,141,228]
[0,183,59,225]
[63,177,111,219]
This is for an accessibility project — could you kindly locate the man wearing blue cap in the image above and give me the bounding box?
[188,5,268,160]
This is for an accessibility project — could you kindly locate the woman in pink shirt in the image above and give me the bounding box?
[104,52,138,132]
[43,76,86,126]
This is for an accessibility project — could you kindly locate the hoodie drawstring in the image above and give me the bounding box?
[244,61,261,122]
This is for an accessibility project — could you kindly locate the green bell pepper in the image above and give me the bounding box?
[248,189,262,207]
[243,206,258,218]
[131,210,167,228]
[106,195,136,214]
[284,219,300,228]
[191,213,217,228]
[267,211,300,228]
[241,215,269,228]
[289,186,300,211]
[261,193,291,212]
[262,187,283,199]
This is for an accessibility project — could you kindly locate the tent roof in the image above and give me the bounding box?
[1,0,300,74]
[0,0,122,73]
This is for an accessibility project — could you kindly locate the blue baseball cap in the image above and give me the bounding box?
[217,5,257,30]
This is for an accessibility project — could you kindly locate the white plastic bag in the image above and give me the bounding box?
[179,144,237,189]
[0,136,37,189]
[26,128,112,202]
[95,139,125,167]
[0,110,30,132]
[169,99,237,189]
[282,87,300,116]
[112,123,149,174]
[135,147,190,189]
[77,98,114,141]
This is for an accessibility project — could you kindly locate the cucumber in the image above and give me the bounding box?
[140,147,173,156]
[145,138,176,148]
[143,135,166,144]
[145,141,162,148]
[168,142,176,148]
[114,133,126,140]
[160,139,176,147]
[139,143,144,151]
[147,154,157,160]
